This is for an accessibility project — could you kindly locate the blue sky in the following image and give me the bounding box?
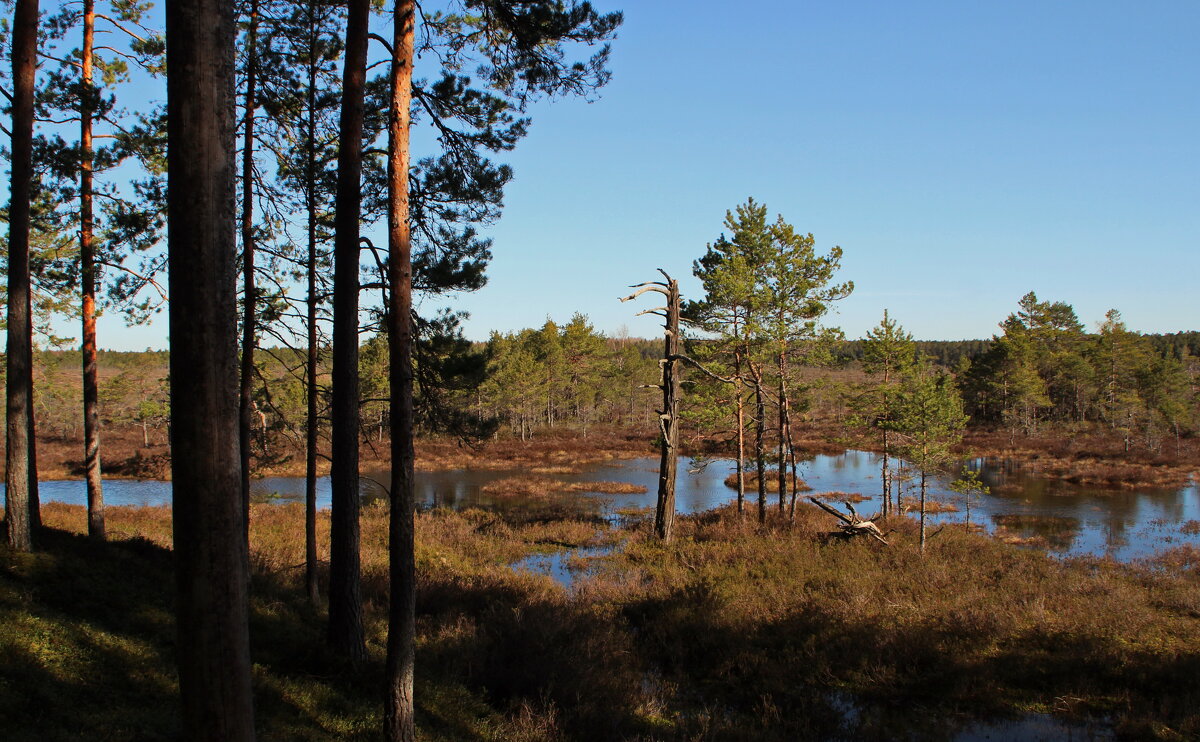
[55,0,1200,348]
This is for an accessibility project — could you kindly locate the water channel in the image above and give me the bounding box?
[18,450,1200,562]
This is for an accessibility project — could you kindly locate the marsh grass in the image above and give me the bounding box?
[5,499,1200,740]
[723,469,811,494]
[900,496,959,514]
[961,429,1200,489]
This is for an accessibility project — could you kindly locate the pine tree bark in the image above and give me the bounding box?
[80,0,105,541]
[238,0,260,552]
[303,9,321,607]
[328,0,369,666]
[384,4,417,737]
[165,0,256,737]
[5,0,41,553]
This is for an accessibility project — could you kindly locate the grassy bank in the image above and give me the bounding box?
[3,501,1200,740]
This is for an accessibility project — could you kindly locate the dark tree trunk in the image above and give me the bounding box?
[238,0,260,553]
[776,349,788,514]
[303,9,321,607]
[384,5,417,738]
[165,0,256,737]
[919,466,928,552]
[80,0,105,541]
[735,355,745,517]
[328,0,369,666]
[5,0,41,553]
[751,365,767,525]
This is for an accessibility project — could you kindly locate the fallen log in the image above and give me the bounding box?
[808,496,890,545]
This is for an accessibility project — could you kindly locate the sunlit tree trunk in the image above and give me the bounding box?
[5,0,41,553]
[165,0,256,736]
[384,4,417,737]
[80,0,105,540]
[328,0,369,666]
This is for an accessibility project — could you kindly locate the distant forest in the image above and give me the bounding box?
[15,310,1197,451]
[840,331,1200,368]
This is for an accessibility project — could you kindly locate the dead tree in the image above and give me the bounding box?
[808,496,890,545]
[621,270,681,541]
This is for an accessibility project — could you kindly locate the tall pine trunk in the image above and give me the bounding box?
[80,0,105,540]
[165,0,256,736]
[384,5,417,738]
[328,0,369,666]
[5,0,41,553]
[303,12,321,607]
[238,0,259,549]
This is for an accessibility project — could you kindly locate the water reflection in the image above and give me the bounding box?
[17,450,1200,561]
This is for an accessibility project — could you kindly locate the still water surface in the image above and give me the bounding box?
[23,450,1200,561]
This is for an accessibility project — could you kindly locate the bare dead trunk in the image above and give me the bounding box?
[328,0,369,667]
[384,5,417,738]
[238,0,259,551]
[653,276,681,541]
[165,0,256,736]
[5,0,41,553]
[80,0,105,540]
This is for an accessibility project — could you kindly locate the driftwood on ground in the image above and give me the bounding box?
[808,496,890,545]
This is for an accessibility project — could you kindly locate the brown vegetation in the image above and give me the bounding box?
[480,476,647,498]
[959,429,1200,489]
[723,468,811,493]
[6,501,1200,739]
[810,490,872,504]
[900,497,959,514]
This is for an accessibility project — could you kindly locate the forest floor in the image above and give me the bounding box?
[2,500,1199,740]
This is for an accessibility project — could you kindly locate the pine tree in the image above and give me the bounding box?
[858,309,916,517]
[892,359,967,552]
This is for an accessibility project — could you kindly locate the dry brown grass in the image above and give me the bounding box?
[477,476,647,497]
[959,428,1200,488]
[810,490,872,504]
[12,483,1200,740]
[564,481,647,495]
[900,497,959,514]
[723,469,811,494]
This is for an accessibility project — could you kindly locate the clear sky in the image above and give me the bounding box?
[54,0,1200,348]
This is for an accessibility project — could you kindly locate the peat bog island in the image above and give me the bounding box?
[3,1,1199,741]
